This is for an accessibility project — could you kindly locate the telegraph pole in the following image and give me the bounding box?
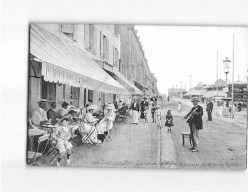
[216,51,219,97]
[231,35,235,119]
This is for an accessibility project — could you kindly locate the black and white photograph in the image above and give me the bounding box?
[2,0,248,192]
[27,23,247,169]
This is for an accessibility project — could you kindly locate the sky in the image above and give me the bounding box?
[135,25,248,95]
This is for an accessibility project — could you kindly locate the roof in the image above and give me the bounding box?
[30,24,126,94]
[184,89,206,96]
[228,81,247,86]
[202,90,226,98]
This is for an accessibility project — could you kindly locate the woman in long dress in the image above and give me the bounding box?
[80,105,99,144]
[97,104,116,143]
[130,99,140,124]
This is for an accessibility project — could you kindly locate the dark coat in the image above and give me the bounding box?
[130,103,140,112]
[47,108,59,125]
[140,100,149,111]
[165,114,174,127]
[206,102,213,112]
[185,105,203,130]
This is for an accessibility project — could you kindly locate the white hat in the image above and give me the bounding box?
[87,104,98,111]
[106,104,116,110]
[37,99,47,103]
[191,97,200,102]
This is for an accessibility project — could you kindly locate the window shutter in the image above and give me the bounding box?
[89,24,94,52]
[100,31,103,58]
[84,24,89,50]
[106,38,109,61]
[94,26,97,55]
[113,46,115,65]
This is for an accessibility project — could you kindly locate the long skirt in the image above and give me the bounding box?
[132,110,139,124]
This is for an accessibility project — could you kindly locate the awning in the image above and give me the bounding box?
[112,68,143,95]
[30,24,126,94]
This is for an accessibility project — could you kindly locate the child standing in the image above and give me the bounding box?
[165,110,174,133]
[144,108,149,123]
[154,106,162,130]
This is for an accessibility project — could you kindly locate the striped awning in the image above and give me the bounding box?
[112,67,143,95]
[30,24,126,94]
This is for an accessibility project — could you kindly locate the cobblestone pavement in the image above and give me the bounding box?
[160,99,247,170]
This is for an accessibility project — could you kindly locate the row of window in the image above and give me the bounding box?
[59,24,120,67]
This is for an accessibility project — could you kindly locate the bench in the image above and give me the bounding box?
[181,132,192,146]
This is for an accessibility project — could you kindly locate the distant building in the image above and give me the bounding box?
[168,87,187,98]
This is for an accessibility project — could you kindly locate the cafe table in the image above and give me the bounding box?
[28,128,46,151]
[42,124,57,133]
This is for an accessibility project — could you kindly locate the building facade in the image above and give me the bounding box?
[28,23,157,116]
[115,25,159,102]
[29,23,128,115]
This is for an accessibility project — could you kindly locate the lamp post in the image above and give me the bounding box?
[223,57,231,87]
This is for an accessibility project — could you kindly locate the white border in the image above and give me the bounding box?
[1,0,248,192]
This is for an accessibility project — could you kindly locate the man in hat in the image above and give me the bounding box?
[206,98,213,121]
[32,99,49,126]
[47,102,59,125]
[184,97,203,152]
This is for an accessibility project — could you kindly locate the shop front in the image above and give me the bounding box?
[29,24,126,115]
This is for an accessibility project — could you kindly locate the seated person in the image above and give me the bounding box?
[58,102,69,118]
[80,105,99,144]
[52,117,78,167]
[97,104,116,143]
[32,99,50,126]
[47,102,59,125]
[79,102,92,120]
[65,107,80,123]
[117,100,123,110]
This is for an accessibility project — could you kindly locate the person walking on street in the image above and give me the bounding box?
[130,99,140,125]
[140,97,149,120]
[206,99,213,121]
[154,106,162,130]
[177,102,182,113]
[184,97,203,152]
[165,110,174,133]
[151,98,157,123]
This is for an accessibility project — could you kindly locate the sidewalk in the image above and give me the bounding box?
[172,98,247,129]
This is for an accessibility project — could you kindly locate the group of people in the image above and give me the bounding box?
[129,97,162,126]
[129,97,172,131]
[30,99,117,166]
[129,95,204,153]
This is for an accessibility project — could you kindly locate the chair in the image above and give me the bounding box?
[78,123,97,148]
[47,138,71,166]
[181,132,192,147]
[27,133,50,166]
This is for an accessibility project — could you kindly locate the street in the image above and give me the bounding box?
[160,99,246,170]
[48,99,246,170]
